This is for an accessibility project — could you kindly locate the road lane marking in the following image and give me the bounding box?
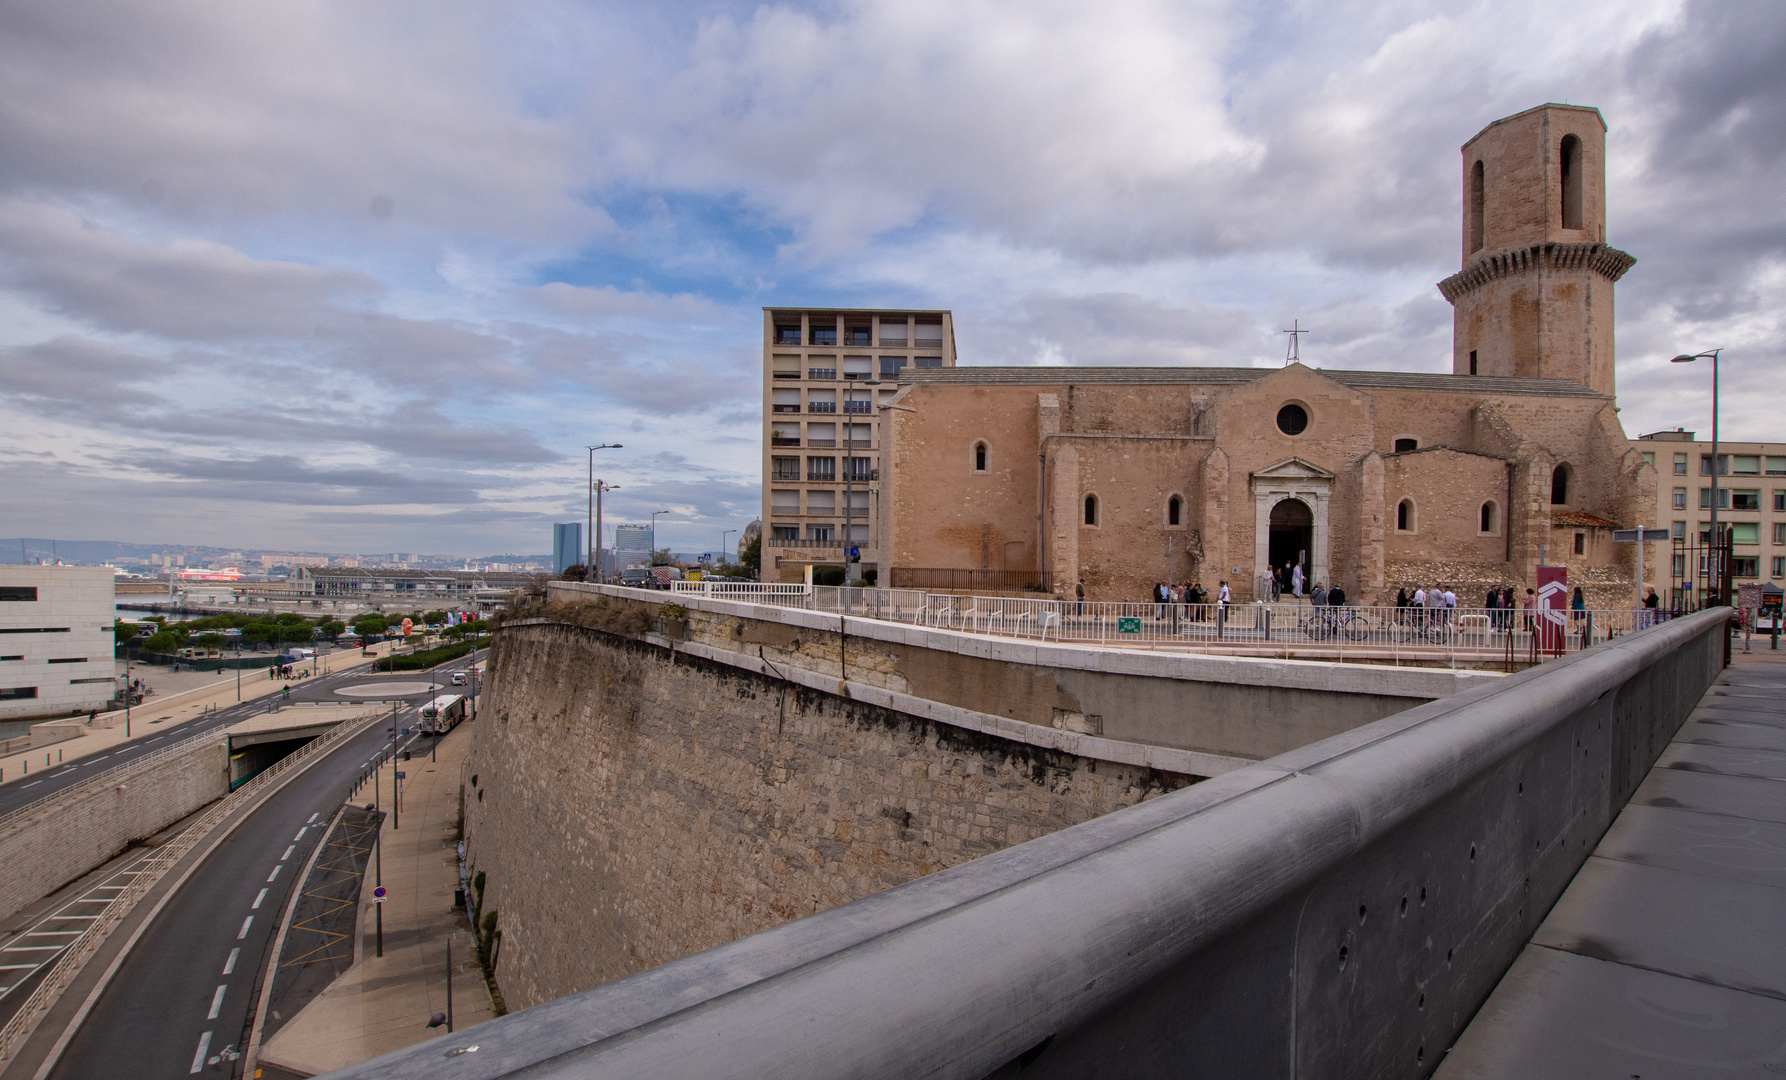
[307,812,319,824]
[251,888,267,910]
[223,948,239,975]
[281,846,294,861]
[292,827,306,841]
[207,984,226,1019]
[266,866,280,883]
[236,916,252,940]
[190,1031,211,1074]
[19,782,40,788]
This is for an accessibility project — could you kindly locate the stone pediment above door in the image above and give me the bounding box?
[1250,457,1334,488]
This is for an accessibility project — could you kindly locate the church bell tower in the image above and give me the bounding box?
[1438,103,1635,397]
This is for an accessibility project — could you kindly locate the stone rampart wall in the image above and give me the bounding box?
[0,736,228,921]
[463,620,1197,1012]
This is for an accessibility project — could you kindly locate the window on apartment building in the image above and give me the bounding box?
[1551,464,1569,505]
[914,357,943,368]
[879,356,906,377]
[771,525,799,542]
[1673,553,1686,577]
[1732,490,1761,511]
[1673,488,1688,509]
[1775,491,1785,512]
[771,389,801,413]
[810,322,837,346]
[1734,455,1760,475]
[1732,522,1760,545]
[1733,557,1760,578]
[805,490,836,513]
[0,587,38,602]
[772,457,800,481]
[842,356,872,380]
[0,687,37,700]
[1574,532,1586,555]
[1394,438,1418,453]
[844,320,872,346]
[0,655,22,662]
[807,525,835,542]
[1774,556,1785,578]
[844,457,872,482]
[1701,487,1729,510]
[1769,457,1786,476]
[973,442,987,472]
[1672,521,1686,540]
[1775,522,1786,545]
[1084,495,1098,526]
[774,324,801,345]
[47,657,87,664]
[806,457,835,482]
[808,365,836,380]
[1702,454,1728,476]
[1674,453,1688,475]
[878,318,908,345]
[1641,451,1655,466]
[914,317,943,347]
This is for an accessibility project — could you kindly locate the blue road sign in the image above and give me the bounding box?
[396,771,406,779]
[372,886,387,903]
[848,546,860,560]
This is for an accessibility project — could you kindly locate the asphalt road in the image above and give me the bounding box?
[0,649,475,820]
[42,651,481,1079]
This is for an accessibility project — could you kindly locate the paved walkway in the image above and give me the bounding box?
[1438,644,1786,1078]
[0,647,389,787]
[255,722,493,1077]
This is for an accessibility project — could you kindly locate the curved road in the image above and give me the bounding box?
[42,651,480,1079]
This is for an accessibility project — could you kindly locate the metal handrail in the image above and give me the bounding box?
[0,708,382,1064]
[0,728,226,840]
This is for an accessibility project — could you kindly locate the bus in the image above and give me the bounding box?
[418,694,467,734]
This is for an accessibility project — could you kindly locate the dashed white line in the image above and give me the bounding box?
[19,781,40,789]
[281,846,294,861]
[292,827,306,841]
[266,866,280,883]
[207,984,226,1020]
[236,916,252,940]
[189,1030,212,1073]
[307,812,320,824]
[251,888,267,910]
[222,947,239,975]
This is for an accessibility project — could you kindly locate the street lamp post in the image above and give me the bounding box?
[1671,349,1724,606]
[843,380,881,581]
[586,444,622,580]
[721,530,736,567]
[593,481,619,582]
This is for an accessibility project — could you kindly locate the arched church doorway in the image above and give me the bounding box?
[1269,498,1313,590]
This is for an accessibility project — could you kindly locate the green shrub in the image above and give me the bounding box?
[376,640,476,671]
[813,565,846,587]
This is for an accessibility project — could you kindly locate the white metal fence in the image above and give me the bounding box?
[639,581,1671,667]
[0,708,381,1065]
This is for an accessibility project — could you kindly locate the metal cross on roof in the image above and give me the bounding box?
[1284,320,1310,365]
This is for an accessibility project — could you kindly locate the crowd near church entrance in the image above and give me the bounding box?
[1269,498,1312,592]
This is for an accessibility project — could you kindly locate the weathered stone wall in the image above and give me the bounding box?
[462,621,1197,1011]
[0,736,228,921]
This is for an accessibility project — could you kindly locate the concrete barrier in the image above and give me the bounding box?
[320,606,1728,1080]
[0,735,228,923]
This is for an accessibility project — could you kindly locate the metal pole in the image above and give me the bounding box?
[375,824,384,958]
[446,940,454,1032]
[1711,352,1721,606]
[587,446,594,580]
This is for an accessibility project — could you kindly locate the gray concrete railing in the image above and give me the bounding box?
[321,608,1728,1080]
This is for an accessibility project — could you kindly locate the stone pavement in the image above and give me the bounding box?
[0,646,390,787]
[1437,642,1786,1078]
[255,721,494,1078]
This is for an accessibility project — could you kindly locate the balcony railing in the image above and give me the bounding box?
[773,331,800,345]
[807,401,836,413]
[843,401,872,413]
[771,404,801,413]
[806,438,836,447]
[771,437,801,447]
[807,472,836,483]
[843,372,872,380]
[808,368,836,380]
[771,471,800,482]
[772,370,800,379]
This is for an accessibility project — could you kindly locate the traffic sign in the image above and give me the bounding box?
[395,771,406,780]
[1612,528,1670,542]
[372,886,387,903]
[1117,617,1142,634]
[848,546,860,560]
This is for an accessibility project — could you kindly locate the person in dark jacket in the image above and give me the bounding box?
[1327,584,1346,606]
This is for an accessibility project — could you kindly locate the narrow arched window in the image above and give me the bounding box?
[1480,502,1495,532]
[1397,500,1412,532]
[1394,438,1418,453]
[1084,495,1098,526]
[1167,496,1181,526]
[973,442,987,472]
[1551,465,1569,505]
[1560,135,1582,230]
[1470,159,1486,252]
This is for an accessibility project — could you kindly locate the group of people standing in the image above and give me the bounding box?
[1270,562,1346,606]
[1149,580,1227,620]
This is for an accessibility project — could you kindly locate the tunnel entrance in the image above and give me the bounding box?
[1268,498,1312,591]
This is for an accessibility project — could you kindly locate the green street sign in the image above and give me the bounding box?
[1117,617,1142,634]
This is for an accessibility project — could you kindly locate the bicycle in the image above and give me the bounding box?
[1300,608,1371,642]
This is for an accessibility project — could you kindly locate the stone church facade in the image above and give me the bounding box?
[874,103,1654,605]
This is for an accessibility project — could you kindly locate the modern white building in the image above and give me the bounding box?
[0,566,116,722]
[615,525,653,568]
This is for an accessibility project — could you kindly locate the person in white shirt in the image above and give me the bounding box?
[1442,587,1457,609]
[1291,564,1305,599]
[1217,581,1231,606]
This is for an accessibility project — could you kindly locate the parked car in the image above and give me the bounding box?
[451,671,468,686]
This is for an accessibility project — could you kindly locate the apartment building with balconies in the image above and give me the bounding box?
[1635,429,1786,605]
[762,308,956,581]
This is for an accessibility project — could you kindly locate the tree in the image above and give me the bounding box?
[241,622,275,647]
[422,610,448,626]
[317,620,346,640]
[352,613,388,637]
[560,564,587,581]
[113,619,138,645]
[141,630,179,655]
[650,547,673,567]
[193,633,228,653]
[740,533,761,578]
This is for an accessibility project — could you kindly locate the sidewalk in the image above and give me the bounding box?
[0,645,391,787]
[1437,643,1786,1077]
[256,722,493,1078]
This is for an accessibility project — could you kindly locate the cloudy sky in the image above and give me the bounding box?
[1,0,1781,557]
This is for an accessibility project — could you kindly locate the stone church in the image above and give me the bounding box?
[875,103,1654,605]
